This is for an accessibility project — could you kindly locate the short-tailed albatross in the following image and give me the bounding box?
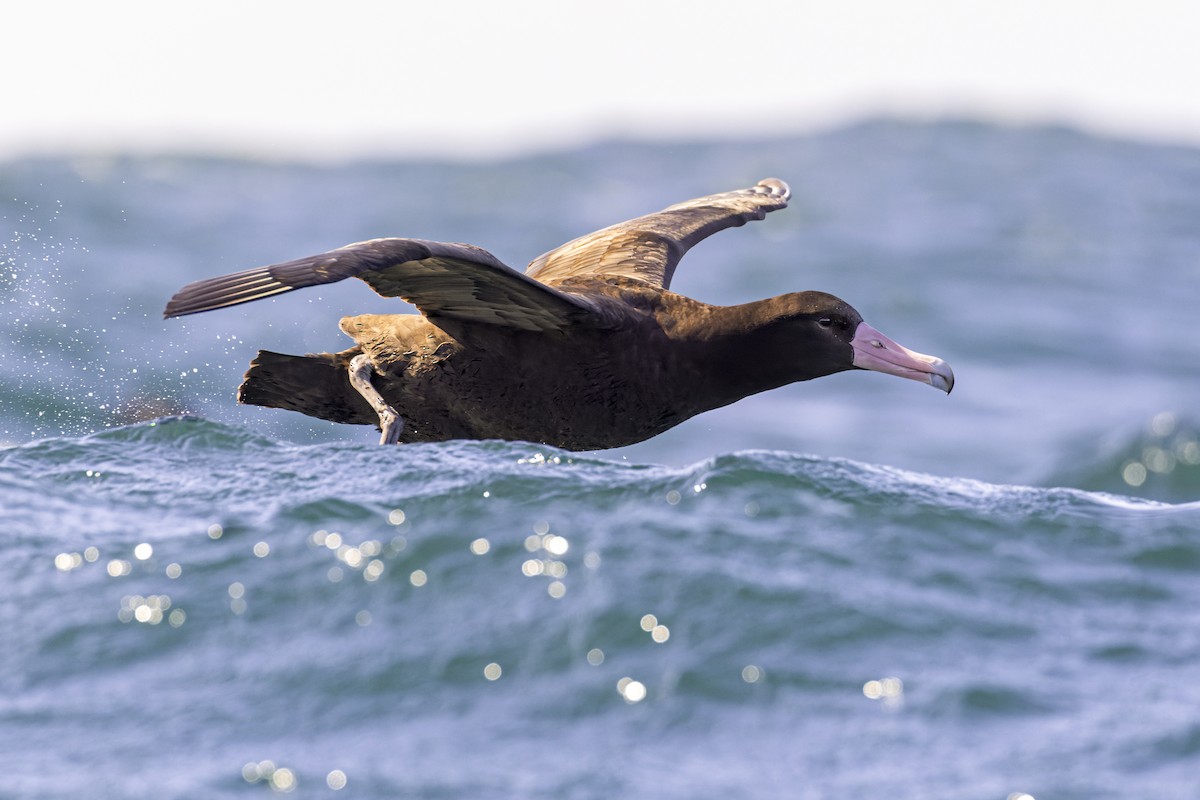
[165,178,953,449]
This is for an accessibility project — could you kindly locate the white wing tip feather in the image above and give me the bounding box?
[756,178,791,201]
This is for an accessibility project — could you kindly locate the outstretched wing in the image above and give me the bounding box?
[164,238,604,332]
[524,178,790,289]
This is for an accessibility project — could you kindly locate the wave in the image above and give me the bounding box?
[1047,412,1200,505]
[4,416,1197,519]
[6,416,1200,800]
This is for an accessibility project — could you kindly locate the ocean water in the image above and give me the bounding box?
[3,121,1200,799]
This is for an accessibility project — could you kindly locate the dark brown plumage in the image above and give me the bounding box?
[165,178,953,449]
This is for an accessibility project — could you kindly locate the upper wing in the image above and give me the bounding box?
[164,238,604,332]
[524,178,790,289]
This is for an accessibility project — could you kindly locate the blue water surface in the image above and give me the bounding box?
[3,121,1200,799]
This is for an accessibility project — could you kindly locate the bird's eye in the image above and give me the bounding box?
[818,318,833,328]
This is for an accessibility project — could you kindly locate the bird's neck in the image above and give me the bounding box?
[673,298,816,411]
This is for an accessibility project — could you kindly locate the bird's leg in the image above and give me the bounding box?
[348,354,403,445]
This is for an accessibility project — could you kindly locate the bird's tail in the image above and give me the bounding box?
[238,349,374,426]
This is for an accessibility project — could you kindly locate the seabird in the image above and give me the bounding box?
[164,178,953,449]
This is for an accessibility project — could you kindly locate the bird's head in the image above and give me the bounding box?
[767,291,955,393]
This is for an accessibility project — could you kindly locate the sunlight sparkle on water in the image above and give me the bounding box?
[1150,411,1177,437]
[363,559,385,582]
[341,547,363,568]
[587,648,605,665]
[470,537,490,555]
[270,767,296,792]
[253,541,270,557]
[207,524,223,540]
[54,552,82,572]
[1120,411,1200,485]
[228,582,246,614]
[863,676,905,707]
[243,759,296,791]
[1122,461,1148,487]
[133,543,152,560]
[410,569,428,587]
[387,508,406,525]
[617,678,647,703]
[326,770,347,790]
[742,665,763,683]
[483,662,502,680]
[118,594,171,625]
[243,761,269,783]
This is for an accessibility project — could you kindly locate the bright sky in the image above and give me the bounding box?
[5,1,1200,160]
